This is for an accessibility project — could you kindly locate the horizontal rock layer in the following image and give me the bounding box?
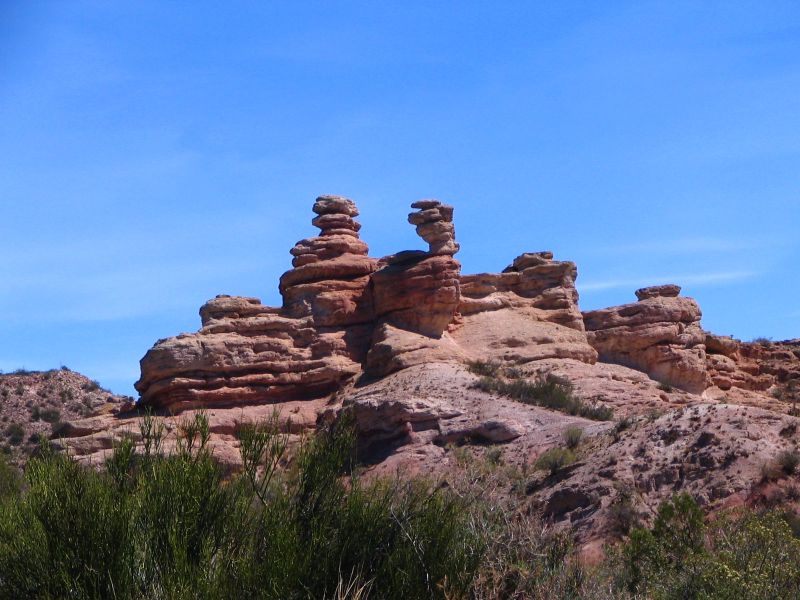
[135,197,595,413]
[583,285,708,393]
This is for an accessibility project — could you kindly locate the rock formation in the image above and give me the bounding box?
[279,195,377,328]
[136,195,379,411]
[452,251,597,366]
[706,334,800,392]
[365,200,463,377]
[48,193,800,561]
[135,195,598,412]
[582,285,708,393]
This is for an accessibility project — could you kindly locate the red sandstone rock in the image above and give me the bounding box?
[582,285,708,393]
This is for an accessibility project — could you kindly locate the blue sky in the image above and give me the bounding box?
[1,1,798,396]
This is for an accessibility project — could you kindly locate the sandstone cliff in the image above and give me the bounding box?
[55,195,800,553]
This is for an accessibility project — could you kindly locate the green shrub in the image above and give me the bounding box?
[614,492,800,598]
[563,426,583,449]
[0,454,21,500]
[466,359,501,377]
[473,374,613,421]
[0,412,482,599]
[484,447,503,466]
[39,408,60,424]
[4,424,24,446]
[534,447,575,476]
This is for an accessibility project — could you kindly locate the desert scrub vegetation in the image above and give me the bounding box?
[471,367,613,421]
[0,412,481,599]
[534,447,576,476]
[616,492,800,599]
[563,426,583,449]
[2,425,800,599]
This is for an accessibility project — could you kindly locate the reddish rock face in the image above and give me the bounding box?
[705,334,800,392]
[582,285,708,393]
[136,195,379,410]
[460,252,585,331]
[135,195,601,410]
[280,195,378,327]
[363,201,463,377]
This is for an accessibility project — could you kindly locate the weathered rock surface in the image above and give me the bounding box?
[534,403,800,544]
[583,285,708,393]
[705,335,800,393]
[364,202,463,376]
[136,196,380,411]
[407,199,459,256]
[52,193,800,556]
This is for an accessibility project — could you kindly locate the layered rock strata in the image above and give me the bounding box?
[136,196,378,410]
[582,285,708,393]
[451,251,597,366]
[136,195,596,411]
[706,335,800,392]
[365,201,463,377]
[279,195,377,328]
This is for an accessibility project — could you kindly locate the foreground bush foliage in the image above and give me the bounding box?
[3,415,800,599]
[0,413,480,599]
[617,492,800,599]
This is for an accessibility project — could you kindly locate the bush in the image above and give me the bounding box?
[39,408,60,424]
[779,449,800,475]
[534,447,575,476]
[4,424,24,446]
[466,359,501,377]
[563,426,583,449]
[0,412,482,599]
[82,379,101,392]
[484,447,503,466]
[473,374,613,421]
[614,492,800,599]
[0,454,20,500]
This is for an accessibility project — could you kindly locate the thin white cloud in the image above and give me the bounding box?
[578,270,756,292]
[587,237,770,257]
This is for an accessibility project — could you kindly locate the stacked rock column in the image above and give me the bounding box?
[279,195,377,326]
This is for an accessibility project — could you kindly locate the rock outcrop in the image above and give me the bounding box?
[706,334,800,392]
[365,201,463,377]
[48,192,800,559]
[582,285,708,393]
[452,251,597,366]
[134,195,600,414]
[136,196,379,411]
[279,195,377,328]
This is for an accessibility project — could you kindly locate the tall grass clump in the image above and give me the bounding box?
[0,412,481,599]
[473,373,613,421]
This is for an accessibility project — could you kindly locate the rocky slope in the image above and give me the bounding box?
[54,194,800,550]
[0,368,128,464]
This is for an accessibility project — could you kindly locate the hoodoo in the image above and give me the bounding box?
[135,195,601,411]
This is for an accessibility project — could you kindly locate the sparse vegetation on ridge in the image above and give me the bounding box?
[467,361,613,421]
